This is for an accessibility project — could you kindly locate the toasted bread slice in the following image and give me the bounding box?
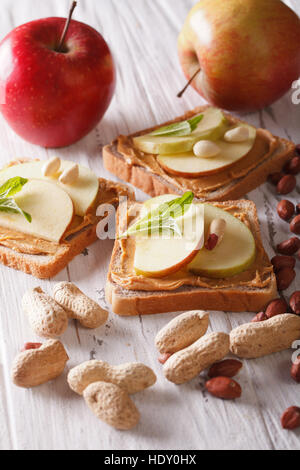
[103,106,295,201]
[0,162,133,279]
[106,199,277,316]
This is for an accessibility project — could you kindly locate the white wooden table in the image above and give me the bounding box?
[0,0,299,451]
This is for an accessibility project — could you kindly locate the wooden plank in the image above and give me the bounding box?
[0,354,14,449]
[0,0,299,450]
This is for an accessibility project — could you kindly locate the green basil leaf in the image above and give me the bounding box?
[150,115,203,137]
[165,191,195,219]
[119,191,194,239]
[0,197,32,222]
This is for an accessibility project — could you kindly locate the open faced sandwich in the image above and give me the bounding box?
[103,106,295,201]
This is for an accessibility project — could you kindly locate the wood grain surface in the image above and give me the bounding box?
[0,0,299,450]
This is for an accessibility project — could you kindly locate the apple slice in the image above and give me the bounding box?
[157,124,256,177]
[133,108,227,155]
[134,198,204,278]
[0,160,99,216]
[188,203,256,278]
[0,179,74,242]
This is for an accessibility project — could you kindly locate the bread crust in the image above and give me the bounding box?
[103,107,295,201]
[105,277,277,316]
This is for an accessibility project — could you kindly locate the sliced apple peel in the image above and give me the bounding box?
[193,140,221,158]
[136,195,256,280]
[0,160,99,216]
[0,179,74,243]
[188,203,256,278]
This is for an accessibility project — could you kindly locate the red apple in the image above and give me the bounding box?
[178,0,300,112]
[0,14,115,147]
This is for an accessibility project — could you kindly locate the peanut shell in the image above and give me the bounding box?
[12,339,69,388]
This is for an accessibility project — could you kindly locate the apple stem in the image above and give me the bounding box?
[56,1,77,52]
[177,68,201,98]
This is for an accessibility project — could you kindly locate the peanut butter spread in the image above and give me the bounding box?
[110,202,274,292]
[0,175,129,256]
[116,107,279,197]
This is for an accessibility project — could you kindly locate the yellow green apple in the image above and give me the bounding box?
[188,203,256,278]
[178,0,300,111]
[133,107,227,155]
[0,179,74,242]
